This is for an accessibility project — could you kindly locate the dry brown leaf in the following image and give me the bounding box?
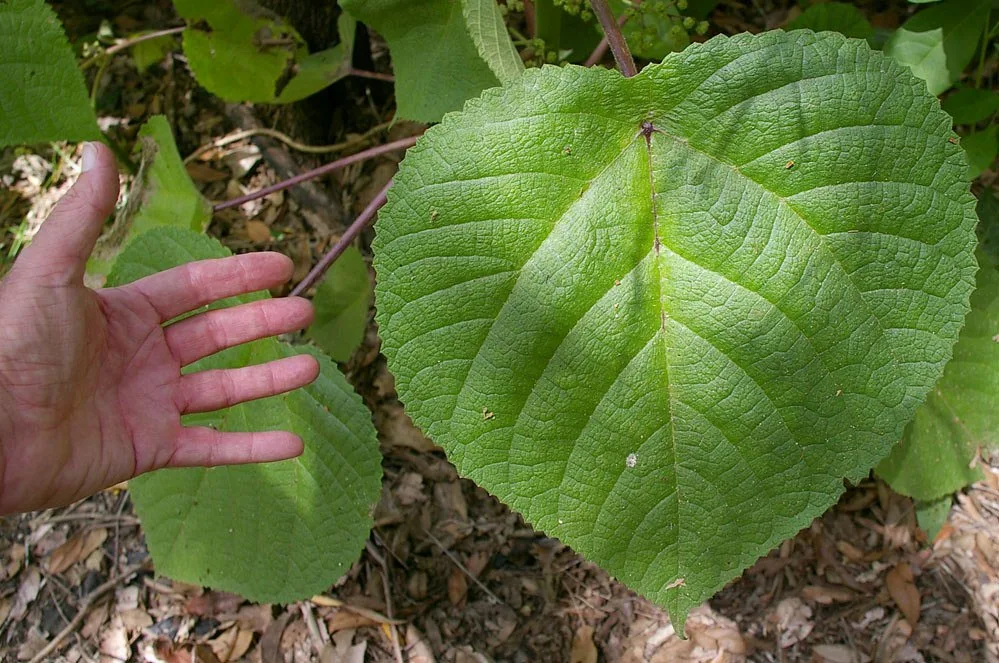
[10,567,40,622]
[230,630,254,661]
[153,641,223,663]
[259,611,291,663]
[769,597,813,648]
[836,540,865,562]
[812,644,865,663]
[81,598,111,639]
[448,567,468,607]
[570,625,598,663]
[245,220,271,244]
[405,624,436,663]
[45,528,108,574]
[99,613,130,663]
[185,162,229,182]
[120,607,154,633]
[186,591,244,618]
[801,584,855,604]
[235,603,273,632]
[396,472,427,506]
[0,598,11,626]
[327,609,379,633]
[886,562,921,626]
[209,627,240,662]
[16,627,48,661]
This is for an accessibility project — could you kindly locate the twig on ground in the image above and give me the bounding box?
[289,180,392,296]
[349,68,395,83]
[212,136,416,213]
[29,563,147,663]
[381,568,405,663]
[588,0,637,77]
[300,601,329,653]
[80,26,186,70]
[311,595,406,625]
[423,528,508,607]
[222,105,343,237]
[183,121,394,164]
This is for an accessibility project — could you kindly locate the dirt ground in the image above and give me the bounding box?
[1,1,998,661]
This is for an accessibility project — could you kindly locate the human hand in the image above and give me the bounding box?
[0,142,319,514]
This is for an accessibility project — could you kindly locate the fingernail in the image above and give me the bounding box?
[81,142,98,173]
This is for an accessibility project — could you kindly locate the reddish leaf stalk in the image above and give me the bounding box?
[289,180,392,297]
[588,0,637,77]
[213,136,418,212]
[584,1,636,67]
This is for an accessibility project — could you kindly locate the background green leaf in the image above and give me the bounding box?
[915,497,951,541]
[374,31,978,629]
[340,0,500,122]
[885,0,989,95]
[89,116,211,277]
[107,228,382,603]
[609,0,690,60]
[878,192,999,500]
[130,31,177,71]
[173,0,352,103]
[962,126,998,179]
[307,245,372,362]
[462,0,524,84]
[0,0,100,147]
[532,0,603,63]
[941,87,999,125]
[787,3,874,40]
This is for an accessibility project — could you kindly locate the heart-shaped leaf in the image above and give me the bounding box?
[373,31,978,629]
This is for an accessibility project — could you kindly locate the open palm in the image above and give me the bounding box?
[0,143,318,514]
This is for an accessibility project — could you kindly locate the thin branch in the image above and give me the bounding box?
[588,0,637,77]
[213,135,418,212]
[29,563,147,663]
[584,1,637,67]
[289,180,391,297]
[349,68,395,83]
[184,121,393,164]
[81,26,186,69]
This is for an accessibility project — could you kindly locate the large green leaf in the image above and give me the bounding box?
[0,0,100,147]
[787,3,874,41]
[942,87,999,125]
[307,245,372,362]
[340,0,499,122]
[461,0,524,84]
[89,116,211,277]
[108,228,382,603]
[878,193,999,500]
[173,0,354,103]
[373,31,978,629]
[885,0,989,95]
[962,126,998,179]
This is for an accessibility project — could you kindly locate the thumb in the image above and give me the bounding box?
[17,142,119,286]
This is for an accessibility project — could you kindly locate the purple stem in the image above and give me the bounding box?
[289,180,392,297]
[588,0,637,77]
[213,136,419,212]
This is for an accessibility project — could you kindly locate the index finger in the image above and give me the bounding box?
[124,252,294,322]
